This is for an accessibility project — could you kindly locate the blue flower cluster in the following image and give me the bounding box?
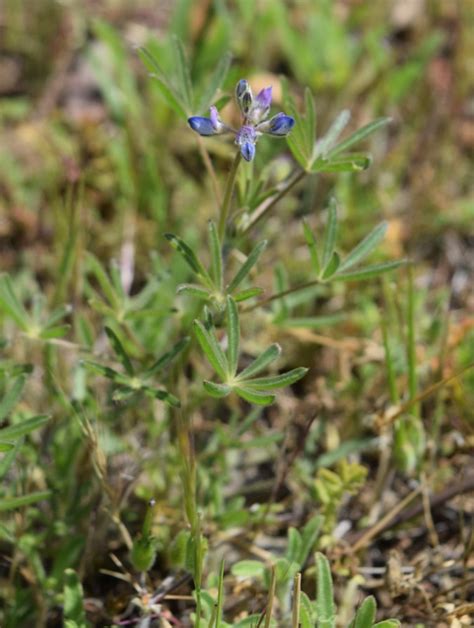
[188,79,295,162]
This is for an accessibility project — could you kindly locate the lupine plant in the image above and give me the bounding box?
[0,34,406,628]
[127,60,402,624]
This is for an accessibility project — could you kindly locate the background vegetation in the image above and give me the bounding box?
[0,0,473,626]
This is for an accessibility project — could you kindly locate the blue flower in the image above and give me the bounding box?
[187,79,295,162]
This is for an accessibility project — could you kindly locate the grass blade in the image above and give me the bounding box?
[302,219,321,276]
[0,415,49,441]
[85,253,121,311]
[338,222,388,272]
[215,559,225,628]
[304,87,316,162]
[0,437,22,480]
[0,375,27,421]
[407,266,418,412]
[322,199,338,269]
[0,274,31,331]
[208,221,223,291]
[0,490,52,512]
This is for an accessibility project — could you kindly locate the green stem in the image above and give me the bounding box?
[407,266,418,415]
[240,169,306,235]
[218,151,242,242]
[197,135,221,206]
[243,277,322,313]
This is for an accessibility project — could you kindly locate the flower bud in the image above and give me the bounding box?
[235,79,253,116]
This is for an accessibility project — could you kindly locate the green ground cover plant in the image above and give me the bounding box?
[0,1,473,626]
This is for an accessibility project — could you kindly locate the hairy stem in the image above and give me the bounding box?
[218,151,242,241]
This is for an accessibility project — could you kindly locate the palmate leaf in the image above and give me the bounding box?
[195,300,308,405]
[303,202,403,284]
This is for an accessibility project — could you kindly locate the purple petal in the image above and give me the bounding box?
[267,113,295,136]
[188,116,216,136]
[209,106,220,129]
[256,86,272,110]
[240,141,256,162]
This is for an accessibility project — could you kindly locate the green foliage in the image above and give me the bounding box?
[0,1,470,626]
[303,200,405,284]
[63,569,88,628]
[169,224,266,308]
[83,327,188,406]
[195,296,308,405]
[314,460,368,532]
